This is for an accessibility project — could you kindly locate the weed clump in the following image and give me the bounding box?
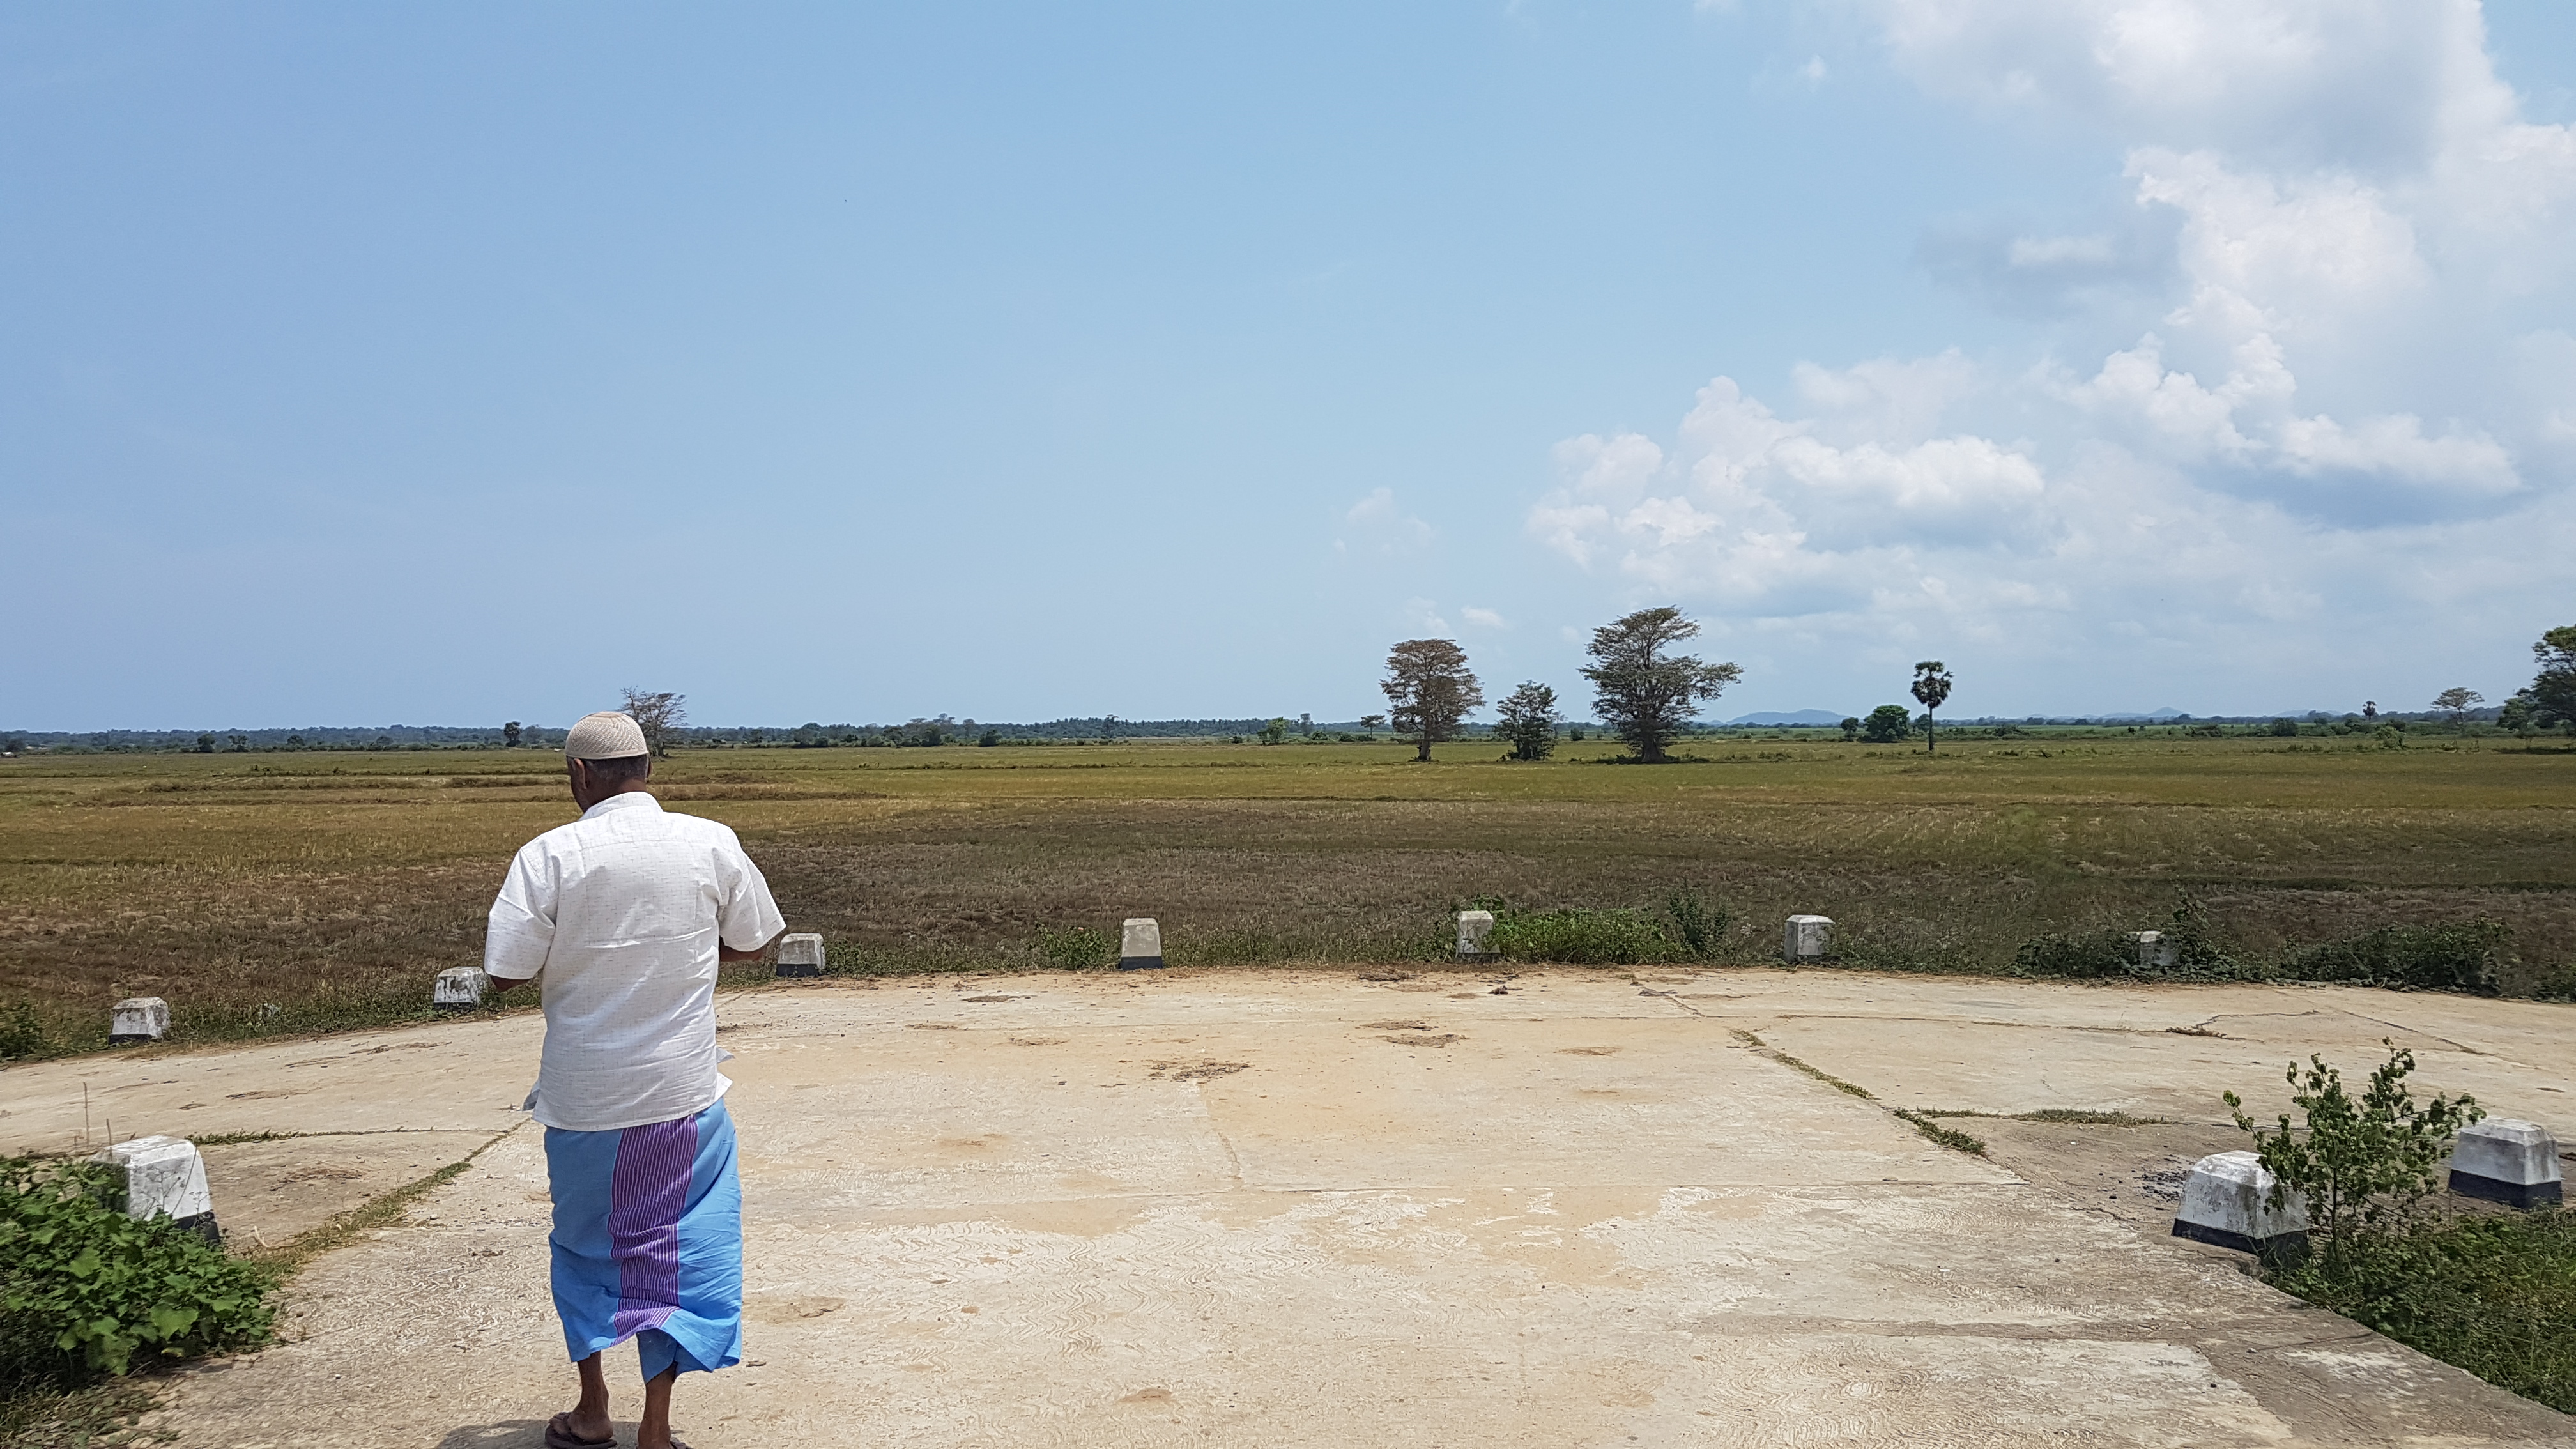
[1894,1110,1987,1156]
[0,1158,276,1396]
[2267,1210,2576,1413]
[2011,894,2246,981]
[0,1002,51,1063]
[1034,928,1115,972]
[2007,898,2511,997]
[2274,921,2506,995]
[1489,908,1673,965]
[1466,889,1734,966]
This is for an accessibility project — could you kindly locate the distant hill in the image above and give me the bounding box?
[1722,710,1846,726]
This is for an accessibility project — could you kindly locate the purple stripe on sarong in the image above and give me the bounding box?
[607,1114,698,1340]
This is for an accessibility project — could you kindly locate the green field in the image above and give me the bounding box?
[3,734,2572,1051]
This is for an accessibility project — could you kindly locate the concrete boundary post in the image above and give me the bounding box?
[2450,1119,2563,1208]
[109,997,169,1045]
[776,932,826,978]
[96,1135,220,1245]
[1782,916,1834,963]
[1119,918,1165,970]
[432,967,489,1013]
[2172,1150,2308,1255]
[1455,910,1497,963]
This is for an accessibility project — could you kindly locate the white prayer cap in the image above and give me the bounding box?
[564,711,649,760]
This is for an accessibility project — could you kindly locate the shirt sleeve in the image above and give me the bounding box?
[483,841,557,981]
[714,832,788,953]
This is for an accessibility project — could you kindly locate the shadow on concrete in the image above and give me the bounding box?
[436,1418,648,1448]
[433,1420,546,1448]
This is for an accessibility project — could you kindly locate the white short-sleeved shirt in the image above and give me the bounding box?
[483,791,785,1131]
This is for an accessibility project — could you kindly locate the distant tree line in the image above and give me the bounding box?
[9,624,2566,758]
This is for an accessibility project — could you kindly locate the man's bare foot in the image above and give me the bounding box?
[545,1409,615,1449]
[551,1353,618,1448]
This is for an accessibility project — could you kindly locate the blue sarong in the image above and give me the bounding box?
[544,1098,744,1381]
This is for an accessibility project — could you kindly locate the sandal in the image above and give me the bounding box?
[545,1412,617,1449]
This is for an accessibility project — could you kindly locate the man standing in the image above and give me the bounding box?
[484,711,786,1449]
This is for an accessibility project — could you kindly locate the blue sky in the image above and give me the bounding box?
[6,2,2573,730]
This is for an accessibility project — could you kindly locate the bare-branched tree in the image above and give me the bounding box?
[620,689,687,757]
[1381,639,1484,762]
[1581,608,1739,763]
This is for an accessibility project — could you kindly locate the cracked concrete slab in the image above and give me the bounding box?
[8,968,2572,1446]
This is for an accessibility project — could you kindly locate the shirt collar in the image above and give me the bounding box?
[580,790,663,822]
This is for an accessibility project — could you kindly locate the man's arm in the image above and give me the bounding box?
[718,929,788,963]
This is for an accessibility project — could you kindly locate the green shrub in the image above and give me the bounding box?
[0,1003,48,1063]
[2010,895,2244,981]
[2010,930,2139,978]
[2267,1209,2576,1413]
[1663,890,1729,960]
[0,1158,276,1391]
[2227,1042,2479,1274]
[2527,963,2576,1002]
[1034,927,1114,971]
[1490,907,1675,965]
[2275,921,2506,995]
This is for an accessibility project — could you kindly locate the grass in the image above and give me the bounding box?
[247,1135,503,1275]
[2267,1209,2576,1414]
[1917,1108,2174,1126]
[1893,1110,1989,1156]
[1732,1030,1874,1099]
[1,736,2571,1052]
[0,1377,161,1448]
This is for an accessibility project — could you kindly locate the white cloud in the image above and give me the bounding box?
[1864,0,2487,169]
[1460,606,1507,629]
[1521,0,2571,702]
[1335,487,1434,558]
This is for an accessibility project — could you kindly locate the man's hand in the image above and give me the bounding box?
[486,972,532,996]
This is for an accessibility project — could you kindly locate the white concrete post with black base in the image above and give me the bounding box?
[2449,1119,2563,1208]
[2172,1150,2308,1256]
[775,932,825,978]
[433,967,489,1013]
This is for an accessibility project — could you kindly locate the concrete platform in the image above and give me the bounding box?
[5,967,2573,1446]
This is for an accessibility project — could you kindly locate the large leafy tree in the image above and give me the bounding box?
[1861,704,1913,744]
[2531,625,2576,728]
[1580,607,1741,763]
[1495,682,1562,761]
[1381,639,1483,762]
[1910,661,1954,754]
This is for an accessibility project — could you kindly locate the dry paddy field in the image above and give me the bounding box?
[3,735,2572,1049]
